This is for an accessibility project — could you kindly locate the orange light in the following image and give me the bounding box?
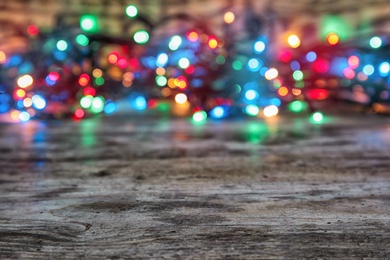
[208,38,218,49]
[224,12,235,24]
[0,51,6,64]
[108,54,118,64]
[326,33,339,45]
[187,31,199,42]
[278,86,289,97]
[348,55,359,69]
[78,73,90,87]
[156,67,166,76]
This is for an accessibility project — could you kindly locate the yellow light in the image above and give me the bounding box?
[92,68,102,78]
[178,81,187,89]
[326,33,339,45]
[17,74,34,88]
[156,67,166,76]
[265,68,279,80]
[208,38,218,49]
[224,12,235,24]
[0,51,6,64]
[287,34,300,48]
[175,93,187,104]
[263,105,279,118]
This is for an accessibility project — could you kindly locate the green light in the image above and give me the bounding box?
[91,96,105,113]
[126,5,138,17]
[56,40,68,51]
[168,35,182,51]
[133,30,149,44]
[311,112,324,124]
[293,70,304,81]
[320,15,350,41]
[369,36,382,49]
[76,34,89,46]
[295,81,305,88]
[245,105,259,116]
[94,77,104,86]
[156,76,167,86]
[232,60,243,71]
[178,58,190,69]
[216,55,226,65]
[157,102,170,112]
[80,96,93,109]
[192,111,207,123]
[80,15,99,33]
[288,100,307,113]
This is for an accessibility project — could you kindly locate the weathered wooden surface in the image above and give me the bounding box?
[0,114,389,259]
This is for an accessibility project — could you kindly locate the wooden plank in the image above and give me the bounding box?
[0,115,389,258]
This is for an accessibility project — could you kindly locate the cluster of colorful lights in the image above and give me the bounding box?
[1,6,389,123]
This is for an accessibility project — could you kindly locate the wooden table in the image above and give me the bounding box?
[1,114,389,259]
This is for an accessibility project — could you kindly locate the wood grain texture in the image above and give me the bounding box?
[0,115,389,259]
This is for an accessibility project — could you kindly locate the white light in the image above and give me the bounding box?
[263,105,279,118]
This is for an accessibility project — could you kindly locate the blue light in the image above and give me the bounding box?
[134,96,147,110]
[8,55,22,67]
[16,100,24,109]
[379,62,390,76]
[247,58,261,72]
[290,61,301,71]
[156,53,169,67]
[210,106,225,119]
[0,103,9,113]
[45,76,56,86]
[32,94,46,110]
[270,98,281,106]
[104,102,117,114]
[0,93,10,103]
[259,67,268,76]
[19,111,31,122]
[245,90,258,101]
[306,51,317,62]
[254,41,266,54]
[363,64,375,76]
[191,79,203,88]
[53,51,67,61]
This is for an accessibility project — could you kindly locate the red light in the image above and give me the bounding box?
[185,65,195,74]
[280,51,292,63]
[117,58,128,69]
[147,99,157,108]
[129,58,139,69]
[313,58,329,73]
[309,89,329,100]
[48,72,60,81]
[74,108,85,119]
[78,73,90,87]
[187,31,199,42]
[27,25,39,36]
[83,87,96,96]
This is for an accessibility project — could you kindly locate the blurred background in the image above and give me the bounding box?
[0,0,390,122]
